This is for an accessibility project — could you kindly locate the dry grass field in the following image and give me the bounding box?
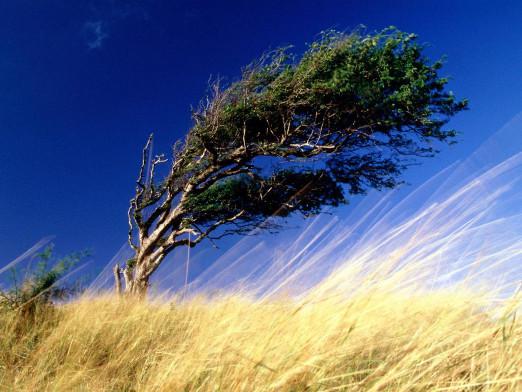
[1,280,521,391]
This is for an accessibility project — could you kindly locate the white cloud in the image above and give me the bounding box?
[82,1,151,50]
[84,20,108,50]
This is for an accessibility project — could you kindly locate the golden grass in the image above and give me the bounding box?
[0,286,520,391]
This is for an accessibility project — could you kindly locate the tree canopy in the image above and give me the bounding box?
[120,27,467,295]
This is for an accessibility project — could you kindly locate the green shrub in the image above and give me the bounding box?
[0,244,89,319]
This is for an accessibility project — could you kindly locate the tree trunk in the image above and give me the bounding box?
[127,274,149,298]
[115,253,165,298]
[124,262,150,298]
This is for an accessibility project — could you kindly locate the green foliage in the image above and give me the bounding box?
[189,27,466,154]
[0,245,89,316]
[182,27,467,230]
[126,257,137,269]
[186,170,344,226]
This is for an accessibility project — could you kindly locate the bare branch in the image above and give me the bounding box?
[149,154,168,188]
[137,133,154,190]
[113,264,122,296]
[127,202,139,251]
[169,210,246,251]
[123,266,133,291]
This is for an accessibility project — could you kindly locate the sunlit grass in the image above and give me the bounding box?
[1,281,521,391]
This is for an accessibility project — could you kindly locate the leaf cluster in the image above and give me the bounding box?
[180,27,467,230]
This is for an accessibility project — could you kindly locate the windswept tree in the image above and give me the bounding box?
[115,28,467,296]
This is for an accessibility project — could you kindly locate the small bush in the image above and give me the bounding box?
[0,244,89,320]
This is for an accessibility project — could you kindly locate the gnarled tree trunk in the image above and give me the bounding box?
[115,250,168,298]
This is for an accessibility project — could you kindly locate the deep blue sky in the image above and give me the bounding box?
[1,0,522,274]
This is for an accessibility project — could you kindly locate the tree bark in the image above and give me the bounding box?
[127,274,149,298]
[125,265,149,298]
[113,264,122,296]
[115,252,166,298]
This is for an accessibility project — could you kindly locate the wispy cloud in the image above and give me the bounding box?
[84,20,108,50]
[82,1,151,50]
